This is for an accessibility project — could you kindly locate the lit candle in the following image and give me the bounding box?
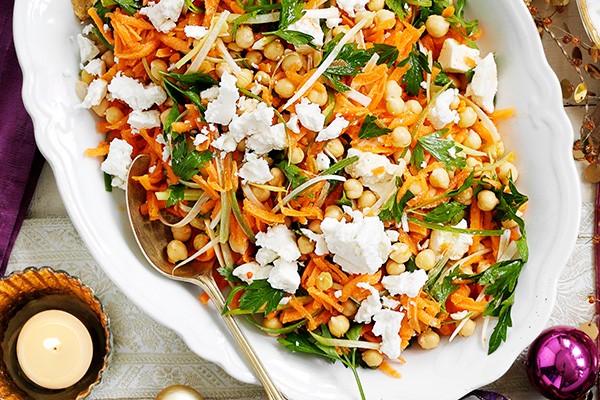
[16,309,93,389]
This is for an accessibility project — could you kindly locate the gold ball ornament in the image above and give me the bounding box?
[155,385,204,400]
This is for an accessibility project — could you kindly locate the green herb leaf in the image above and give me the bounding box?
[90,26,114,51]
[279,0,304,29]
[379,190,415,222]
[239,279,287,314]
[184,0,204,13]
[278,330,337,360]
[171,140,214,180]
[423,202,466,225]
[272,29,314,47]
[417,130,466,170]
[446,170,475,198]
[277,161,309,189]
[398,45,430,96]
[407,215,505,236]
[320,156,359,176]
[336,191,352,207]
[163,71,216,88]
[101,0,142,15]
[410,142,426,170]
[103,171,113,192]
[358,115,392,139]
[433,71,455,87]
[385,0,432,18]
[163,78,206,116]
[93,0,112,22]
[165,185,185,207]
[492,178,528,261]
[371,43,400,67]
[428,267,459,308]
[217,266,242,283]
[321,38,374,91]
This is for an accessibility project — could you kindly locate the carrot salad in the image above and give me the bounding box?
[74,0,528,396]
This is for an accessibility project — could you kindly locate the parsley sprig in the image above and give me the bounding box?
[171,140,215,181]
[238,279,287,315]
[268,0,314,47]
[412,130,466,170]
[398,45,431,97]
[358,115,392,139]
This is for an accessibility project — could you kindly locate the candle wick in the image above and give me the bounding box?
[43,337,62,352]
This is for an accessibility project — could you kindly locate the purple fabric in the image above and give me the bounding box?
[0,0,44,275]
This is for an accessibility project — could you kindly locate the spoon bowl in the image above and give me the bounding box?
[126,154,286,400]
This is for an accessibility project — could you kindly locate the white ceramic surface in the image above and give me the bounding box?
[14,1,580,399]
[577,0,600,47]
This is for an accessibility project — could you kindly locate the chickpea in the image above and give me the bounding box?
[354,10,375,27]
[91,98,109,118]
[455,187,473,206]
[386,97,405,116]
[227,42,244,53]
[167,239,188,263]
[477,190,499,211]
[497,161,519,184]
[81,70,94,84]
[235,68,254,90]
[418,330,440,350]
[274,78,296,98]
[458,106,477,128]
[298,236,315,255]
[317,272,334,291]
[101,50,115,68]
[391,126,411,148]
[282,52,303,72]
[324,205,344,221]
[429,168,450,189]
[327,315,350,338]
[264,39,284,60]
[459,319,477,337]
[358,190,377,209]
[386,260,405,275]
[75,81,88,101]
[171,225,192,242]
[408,182,423,196]
[193,234,209,251]
[150,59,168,82]
[251,185,271,202]
[263,316,283,332]
[375,9,396,29]
[385,80,402,100]
[308,219,323,234]
[415,249,436,271]
[406,99,423,114]
[269,167,285,186]
[389,242,411,264]
[289,147,304,164]
[332,25,350,36]
[367,0,385,12]
[246,50,263,66]
[215,62,233,77]
[235,25,255,49]
[463,130,482,150]
[425,15,450,38]
[466,157,483,170]
[105,106,124,125]
[308,83,328,106]
[362,350,384,368]
[343,178,364,200]
[484,141,505,159]
[325,138,345,158]
[254,70,270,85]
[342,300,358,317]
[450,96,460,110]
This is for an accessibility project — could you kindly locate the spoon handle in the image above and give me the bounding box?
[196,274,287,400]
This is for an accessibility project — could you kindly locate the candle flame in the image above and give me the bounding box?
[42,337,62,352]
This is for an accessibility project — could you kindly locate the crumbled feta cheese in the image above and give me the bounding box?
[372,309,404,359]
[320,207,392,275]
[245,122,288,155]
[78,79,108,109]
[428,88,460,130]
[256,248,278,266]
[386,230,400,243]
[287,16,324,47]
[205,72,239,125]
[237,96,260,114]
[233,262,273,284]
[326,17,342,29]
[286,113,300,133]
[140,0,184,33]
[156,134,172,162]
[268,259,301,294]
[83,59,104,76]
[228,102,274,142]
[466,53,498,113]
[192,133,207,146]
[295,98,325,132]
[128,110,161,133]
[315,152,331,171]
[108,73,167,111]
[77,34,99,65]
[255,224,301,263]
[382,269,428,298]
[279,296,291,305]
[355,289,381,323]
[238,153,273,184]
[428,219,473,260]
[334,290,343,298]
[381,297,401,309]
[211,133,237,153]
[299,229,329,256]
[336,0,369,17]
[82,24,94,35]
[344,148,406,198]
[184,25,208,40]
[100,139,133,190]
[315,115,349,142]
[438,38,481,74]
[200,86,219,101]
[450,310,470,321]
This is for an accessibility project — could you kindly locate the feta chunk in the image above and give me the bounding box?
[100,139,133,190]
[355,289,381,323]
[77,34,99,65]
[315,115,349,142]
[381,296,401,309]
[200,86,219,101]
[438,38,481,74]
[286,113,300,133]
[233,262,273,284]
[108,73,167,111]
[320,207,392,275]
[128,110,161,133]
[295,98,325,132]
[228,102,274,142]
[211,133,237,153]
[238,153,274,184]
[83,59,104,76]
[245,122,288,155]
[255,248,278,266]
[255,224,301,263]
[344,148,406,198]
[78,78,107,109]
[205,71,239,125]
[299,229,329,256]
[428,88,460,130]
[184,25,208,40]
[193,133,208,146]
[315,152,331,171]
[287,16,324,47]
[428,219,473,260]
[372,309,404,359]
[336,0,369,17]
[382,269,428,298]
[268,259,301,294]
[140,0,184,33]
[466,53,498,113]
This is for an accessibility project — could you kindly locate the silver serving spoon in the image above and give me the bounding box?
[126,154,286,400]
